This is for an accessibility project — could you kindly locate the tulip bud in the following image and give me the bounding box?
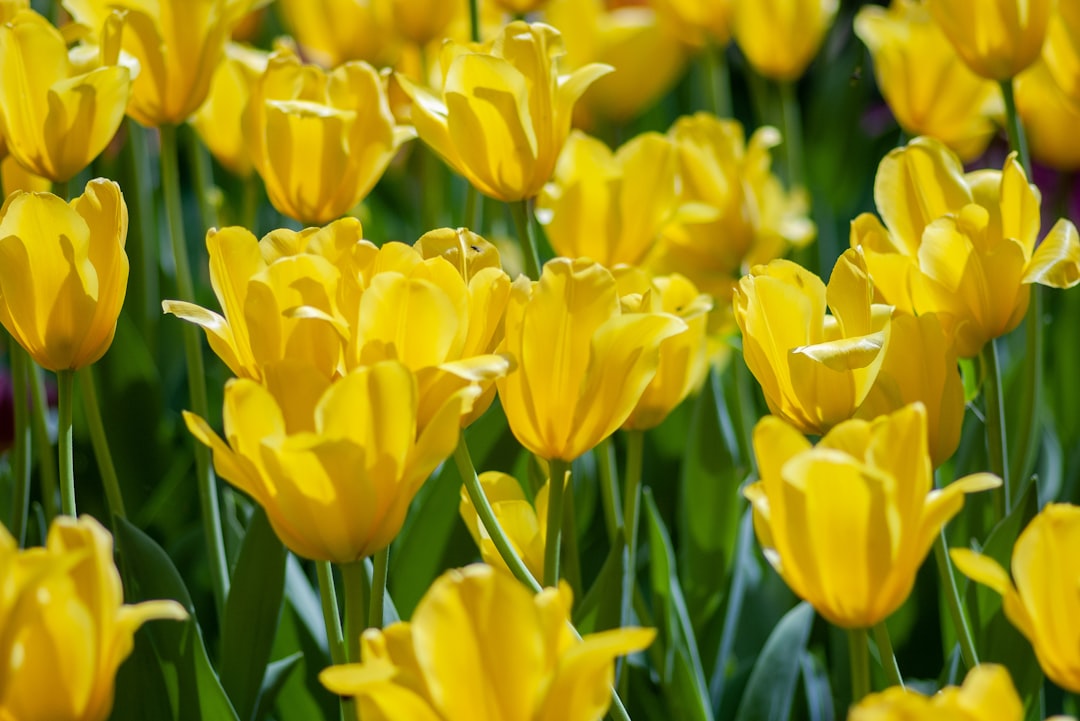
[849,665,1023,721]
[733,0,838,81]
[928,0,1052,80]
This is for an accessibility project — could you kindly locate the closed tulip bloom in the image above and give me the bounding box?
[733,0,839,81]
[0,179,128,372]
[0,515,187,721]
[398,21,612,202]
[0,10,132,182]
[277,0,399,68]
[1045,0,1080,102]
[245,47,414,224]
[497,258,686,461]
[544,0,689,124]
[952,504,1080,694]
[746,403,1000,629]
[928,0,1052,80]
[320,564,654,721]
[855,312,965,468]
[849,664,1023,721]
[492,0,547,13]
[850,137,1080,358]
[651,0,733,47]
[459,471,547,580]
[190,42,269,178]
[615,267,713,430]
[1016,58,1080,171]
[63,0,256,126]
[186,360,478,563]
[855,0,1003,162]
[734,250,891,437]
[391,0,456,46]
[537,131,680,268]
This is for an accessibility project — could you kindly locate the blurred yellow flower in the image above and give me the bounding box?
[492,0,548,13]
[397,21,611,202]
[276,0,399,68]
[244,47,414,224]
[0,9,132,182]
[186,360,478,563]
[1016,58,1080,171]
[928,0,1052,80]
[855,0,1003,162]
[63,0,256,127]
[320,564,654,721]
[850,136,1080,358]
[855,311,965,468]
[0,179,128,372]
[0,515,186,721]
[952,503,1080,694]
[733,0,838,81]
[734,251,891,437]
[497,257,686,461]
[650,0,733,47]
[190,42,269,178]
[1045,0,1080,102]
[615,267,713,430]
[848,664,1023,721]
[390,0,456,46]
[745,403,1000,629]
[544,0,689,124]
[537,130,680,268]
[459,471,547,580]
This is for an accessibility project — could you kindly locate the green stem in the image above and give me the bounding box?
[463,183,480,231]
[623,430,644,590]
[124,119,159,346]
[979,339,1011,516]
[369,547,389,629]
[76,366,126,521]
[8,346,30,545]
[161,123,230,618]
[1000,78,1032,175]
[187,128,219,232]
[544,458,570,587]
[341,561,367,663]
[468,0,480,42]
[1010,286,1042,496]
[242,174,260,233]
[57,369,75,517]
[28,363,57,521]
[509,199,541,280]
[454,438,542,591]
[596,438,623,543]
[778,80,805,190]
[561,475,582,592]
[316,561,346,665]
[934,531,980,669]
[872,622,904,689]
[52,179,70,202]
[702,42,733,118]
[848,627,871,702]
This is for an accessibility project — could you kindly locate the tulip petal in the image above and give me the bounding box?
[182,410,263,500]
[1024,219,1080,288]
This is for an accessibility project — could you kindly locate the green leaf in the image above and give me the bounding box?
[113,516,241,721]
[573,536,627,634]
[800,651,835,721]
[220,507,288,721]
[733,602,815,721]
[252,653,303,721]
[960,358,981,404]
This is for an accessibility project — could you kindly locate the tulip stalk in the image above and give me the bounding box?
[703,42,733,118]
[8,345,31,546]
[872,622,904,688]
[28,364,58,521]
[1000,79,1031,177]
[123,119,160,345]
[316,561,347,666]
[160,123,231,617]
[57,369,75,517]
[369,547,389,629]
[597,438,623,544]
[848,627,871,702]
[341,561,367,663]
[979,339,1011,516]
[623,430,644,595]
[933,531,980,669]
[510,199,542,280]
[778,81,805,191]
[544,458,571,587]
[77,367,127,521]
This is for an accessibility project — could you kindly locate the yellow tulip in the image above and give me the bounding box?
[492,0,548,13]
[0,179,128,372]
[733,0,838,81]
[397,21,612,202]
[745,403,1000,629]
[190,42,269,178]
[651,113,815,305]
[952,503,1080,694]
[63,0,256,127]
[854,0,1003,163]
[536,130,680,268]
[615,267,713,431]
[848,664,1023,721]
[390,0,457,47]
[928,0,1052,80]
[497,257,686,461]
[734,250,891,437]
[543,0,690,124]
[276,0,399,69]
[650,0,733,47]
[0,9,131,182]
[855,311,965,468]
[0,515,187,721]
[1016,58,1080,171]
[244,47,414,225]
[186,360,477,563]
[850,136,1080,358]
[320,563,654,721]
[1,154,51,196]
[459,471,547,580]
[1045,0,1080,102]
